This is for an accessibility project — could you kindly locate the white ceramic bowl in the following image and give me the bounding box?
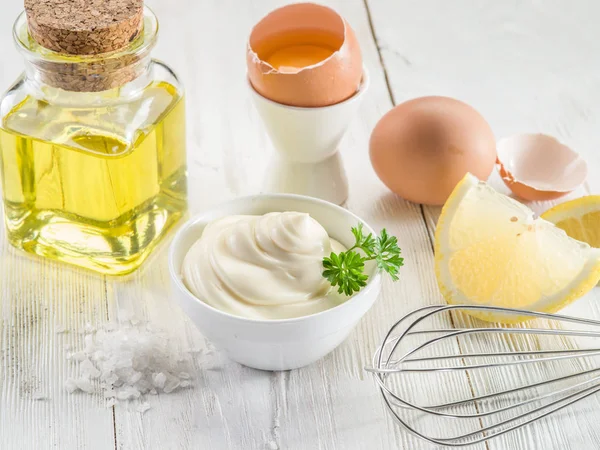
[168,194,381,371]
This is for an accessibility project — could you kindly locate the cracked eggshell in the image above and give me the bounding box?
[246,3,363,107]
[496,134,588,201]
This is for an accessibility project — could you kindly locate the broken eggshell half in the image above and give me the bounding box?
[246,3,363,107]
[496,133,588,201]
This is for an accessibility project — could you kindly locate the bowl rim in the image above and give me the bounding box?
[168,193,382,325]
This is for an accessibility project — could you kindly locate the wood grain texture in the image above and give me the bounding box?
[366,0,600,448]
[0,0,599,449]
[0,251,115,449]
[0,1,116,447]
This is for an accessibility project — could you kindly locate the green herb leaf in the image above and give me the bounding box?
[323,250,368,296]
[374,229,404,281]
[350,223,376,257]
[322,225,404,295]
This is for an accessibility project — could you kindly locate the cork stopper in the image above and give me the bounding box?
[24,0,144,55]
[17,0,156,92]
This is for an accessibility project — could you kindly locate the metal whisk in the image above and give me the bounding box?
[366,305,600,447]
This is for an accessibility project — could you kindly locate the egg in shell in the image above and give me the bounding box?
[496,134,588,201]
[246,3,363,107]
[369,96,497,206]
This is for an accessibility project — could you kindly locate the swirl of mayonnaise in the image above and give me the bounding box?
[181,212,346,319]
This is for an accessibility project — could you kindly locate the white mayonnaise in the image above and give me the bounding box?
[181,211,347,319]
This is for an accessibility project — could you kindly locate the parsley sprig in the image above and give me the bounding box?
[322,224,404,296]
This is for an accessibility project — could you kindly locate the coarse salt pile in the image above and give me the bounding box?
[64,321,196,410]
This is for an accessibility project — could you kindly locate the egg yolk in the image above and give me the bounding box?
[266,44,336,73]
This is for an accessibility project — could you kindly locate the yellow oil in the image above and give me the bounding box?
[0,81,187,275]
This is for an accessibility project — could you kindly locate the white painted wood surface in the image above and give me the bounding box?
[1,0,600,449]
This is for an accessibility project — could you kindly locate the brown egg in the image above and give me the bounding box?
[369,96,496,205]
[247,3,363,107]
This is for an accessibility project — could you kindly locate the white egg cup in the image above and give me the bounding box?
[249,66,370,205]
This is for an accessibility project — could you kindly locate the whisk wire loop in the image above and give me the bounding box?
[368,305,600,446]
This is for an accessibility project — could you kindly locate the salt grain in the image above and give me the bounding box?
[163,379,180,394]
[129,371,142,384]
[64,378,77,393]
[64,319,194,402]
[152,372,167,389]
[75,378,94,393]
[80,359,101,379]
[104,373,118,385]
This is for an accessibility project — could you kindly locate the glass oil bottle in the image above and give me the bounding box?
[0,1,187,275]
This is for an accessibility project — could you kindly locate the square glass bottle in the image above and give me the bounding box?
[0,1,187,275]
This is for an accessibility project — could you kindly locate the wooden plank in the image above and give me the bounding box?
[0,2,116,449]
[108,0,484,449]
[366,0,600,448]
[1,0,598,448]
[0,246,115,449]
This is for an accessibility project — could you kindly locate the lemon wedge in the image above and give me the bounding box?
[541,196,600,249]
[434,174,600,321]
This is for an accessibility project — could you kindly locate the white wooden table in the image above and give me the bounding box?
[2,1,600,449]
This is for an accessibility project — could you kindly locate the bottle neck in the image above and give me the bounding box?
[22,55,153,105]
[13,6,158,104]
